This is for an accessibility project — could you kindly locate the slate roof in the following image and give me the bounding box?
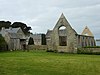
[0,27,26,39]
[8,33,26,39]
[5,28,20,33]
[9,33,19,39]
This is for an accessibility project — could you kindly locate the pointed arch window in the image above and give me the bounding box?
[58,26,67,46]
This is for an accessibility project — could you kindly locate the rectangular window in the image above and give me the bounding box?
[59,36,67,46]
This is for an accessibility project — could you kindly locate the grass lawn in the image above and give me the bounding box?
[0,50,100,75]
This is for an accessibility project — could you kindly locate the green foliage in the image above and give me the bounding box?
[28,37,34,45]
[0,21,11,29]
[0,21,32,35]
[46,49,58,53]
[84,46,100,48]
[77,48,100,55]
[0,51,100,75]
[0,34,8,51]
[0,34,5,45]
[77,48,91,54]
[12,22,31,35]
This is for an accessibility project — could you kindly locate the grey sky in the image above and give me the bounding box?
[0,0,100,39]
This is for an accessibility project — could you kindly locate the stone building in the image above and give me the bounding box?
[46,13,96,53]
[96,39,100,46]
[31,34,46,45]
[0,27,26,50]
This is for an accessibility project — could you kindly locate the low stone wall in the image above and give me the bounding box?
[77,48,100,54]
[28,45,47,50]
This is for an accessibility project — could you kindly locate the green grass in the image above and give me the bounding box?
[0,50,100,75]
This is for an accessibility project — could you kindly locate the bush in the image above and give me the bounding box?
[46,49,57,53]
[0,34,8,51]
[77,48,91,54]
[77,48,100,55]
[28,37,34,45]
[84,46,100,48]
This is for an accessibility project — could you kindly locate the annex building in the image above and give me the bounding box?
[0,27,27,50]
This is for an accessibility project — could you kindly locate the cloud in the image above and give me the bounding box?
[0,0,100,38]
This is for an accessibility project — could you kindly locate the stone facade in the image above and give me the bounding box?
[28,45,47,50]
[31,34,46,45]
[46,13,96,53]
[81,26,94,36]
[0,27,27,50]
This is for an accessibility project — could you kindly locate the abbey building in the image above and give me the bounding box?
[46,13,96,53]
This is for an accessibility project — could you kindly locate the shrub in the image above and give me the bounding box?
[46,49,57,53]
[0,34,8,51]
[83,46,100,48]
[77,48,100,55]
[28,37,34,45]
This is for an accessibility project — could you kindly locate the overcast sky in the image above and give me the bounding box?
[0,0,100,39]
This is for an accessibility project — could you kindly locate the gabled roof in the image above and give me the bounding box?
[53,13,77,34]
[9,33,19,39]
[81,26,94,36]
[60,13,65,19]
[8,33,26,39]
[5,27,20,33]
[1,27,26,39]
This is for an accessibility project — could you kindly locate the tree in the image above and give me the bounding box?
[28,37,34,45]
[0,34,8,51]
[12,22,32,35]
[0,21,32,35]
[0,21,11,30]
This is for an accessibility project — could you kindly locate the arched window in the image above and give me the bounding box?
[59,26,66,30]
[58,26,67,46]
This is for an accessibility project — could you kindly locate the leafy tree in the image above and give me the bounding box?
[12,22,32,35]
[0,21,32,35]
[28,37,34,45]
[0,21,11,29]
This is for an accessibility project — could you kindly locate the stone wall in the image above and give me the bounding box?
[28,45,47,50]
[77,48,100,53]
